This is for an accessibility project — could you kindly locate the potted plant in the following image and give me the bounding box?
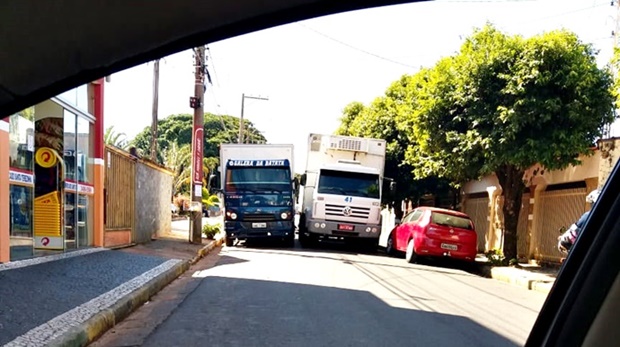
[202,223,221,240]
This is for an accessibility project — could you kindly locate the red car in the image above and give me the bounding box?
[386,207,477,263]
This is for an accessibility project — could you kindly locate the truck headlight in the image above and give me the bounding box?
[226,211,238,220]
[371,227,378,233]
[280,212,289,220]
[365,227,371,233]
[320,223,326,229]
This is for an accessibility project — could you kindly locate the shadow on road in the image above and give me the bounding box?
[143,275,520,347]
[227,240,485,279]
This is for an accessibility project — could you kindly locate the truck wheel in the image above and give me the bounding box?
[283,233,295,248]
[359,239,378,254]
[225,237,234,247]
[299,232,312,248]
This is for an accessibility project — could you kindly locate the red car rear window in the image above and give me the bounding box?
[430,212,473,230]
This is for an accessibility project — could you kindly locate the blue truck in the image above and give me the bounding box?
[212,144,297,247]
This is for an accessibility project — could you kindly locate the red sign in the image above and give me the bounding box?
[337,224,355,231]
[41,237,50,246]
[192,126,204,184]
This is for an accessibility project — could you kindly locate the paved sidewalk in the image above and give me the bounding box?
[473,253,559,294]
[0,230,223,347]
[487,263,558,295]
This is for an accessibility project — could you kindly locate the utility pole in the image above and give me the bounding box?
[150,59,160,161]
[190,46,206,244]
[238,93,269,143]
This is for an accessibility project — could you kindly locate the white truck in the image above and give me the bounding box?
[212,144,297,247]
[298,133,392,248]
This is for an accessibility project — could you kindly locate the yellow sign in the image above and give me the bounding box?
[36,147,58,168]
[34,191,62,237]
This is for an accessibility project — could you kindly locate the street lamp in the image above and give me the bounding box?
[239,93,269,143]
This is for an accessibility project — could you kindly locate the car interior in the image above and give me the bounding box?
[1,1,619,346]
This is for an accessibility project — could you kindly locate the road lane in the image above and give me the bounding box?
[139,243,546,346]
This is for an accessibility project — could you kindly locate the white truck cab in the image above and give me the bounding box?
[299,133,389,248]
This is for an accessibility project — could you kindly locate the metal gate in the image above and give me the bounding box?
[464,196,489,252]
[534,187,586,263]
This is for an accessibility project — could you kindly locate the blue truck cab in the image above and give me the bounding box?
[213,144,297,247]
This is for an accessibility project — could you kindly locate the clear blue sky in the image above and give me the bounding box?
[104,0,617,173]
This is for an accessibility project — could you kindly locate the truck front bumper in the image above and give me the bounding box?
[225,221,294,240]
[303,218,380,240]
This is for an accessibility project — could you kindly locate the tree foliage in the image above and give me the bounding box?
[131,113,265,164]
[335,76,455,210]
[131,113,266,194]
[104,125,129,149]
[404,24,615,261]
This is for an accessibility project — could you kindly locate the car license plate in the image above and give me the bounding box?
[441,243,458,251]
[338,224,354,231]
[252,222,267,228]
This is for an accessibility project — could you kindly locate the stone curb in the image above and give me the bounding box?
[490,267,554,295]
[191,236,224,265]
[49,238,223,347]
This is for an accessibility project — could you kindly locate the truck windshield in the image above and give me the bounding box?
[317,169,380,199]
[225,167,291,192]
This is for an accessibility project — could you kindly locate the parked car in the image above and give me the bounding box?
[385,206,477,263]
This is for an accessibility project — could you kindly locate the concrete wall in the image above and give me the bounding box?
[134,161,173,244]
[598,138,620,190]
[524,152,600,188]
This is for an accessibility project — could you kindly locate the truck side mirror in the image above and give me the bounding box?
[300,173,307,186]
[293,177,300,191]
[390,181,397,192]
[208,174,220,194]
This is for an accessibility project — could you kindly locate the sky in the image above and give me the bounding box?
[104,0,618,174]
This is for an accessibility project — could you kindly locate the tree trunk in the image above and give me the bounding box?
[495,164,525,263]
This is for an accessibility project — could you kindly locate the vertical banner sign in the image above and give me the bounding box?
[34,116,65,250]
[192,125,204,196]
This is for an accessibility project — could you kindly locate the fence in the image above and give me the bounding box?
[104,145,173,247]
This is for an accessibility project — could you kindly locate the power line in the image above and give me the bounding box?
[297,23,416,69]
[206,46,221,88]
[436,0,535,2]
[506,1,609,26]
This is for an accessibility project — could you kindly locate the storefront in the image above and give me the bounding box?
[3,83,102,261]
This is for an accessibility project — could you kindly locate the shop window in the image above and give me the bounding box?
[8,109,34,171]
[9,109,35,260]
[58,85,89,113]
[77,116,94,247]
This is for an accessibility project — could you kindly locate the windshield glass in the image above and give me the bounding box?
[317,169,379,199]
[431,212,473,230]
[225,167,291,193]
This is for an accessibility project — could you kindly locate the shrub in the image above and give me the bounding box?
[485,249,506,266]
[202,223,221,239]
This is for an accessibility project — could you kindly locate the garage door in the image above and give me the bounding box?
[534,186,586,263]
[464,196,489,252]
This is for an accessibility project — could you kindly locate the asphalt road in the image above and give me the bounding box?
[97,241,547,347]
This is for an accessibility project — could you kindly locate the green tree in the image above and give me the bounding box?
[162,142,191,194]
[336,76,455,212]
[131,113,266,164]
[405,24,615,261]
[104,125,129,149]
